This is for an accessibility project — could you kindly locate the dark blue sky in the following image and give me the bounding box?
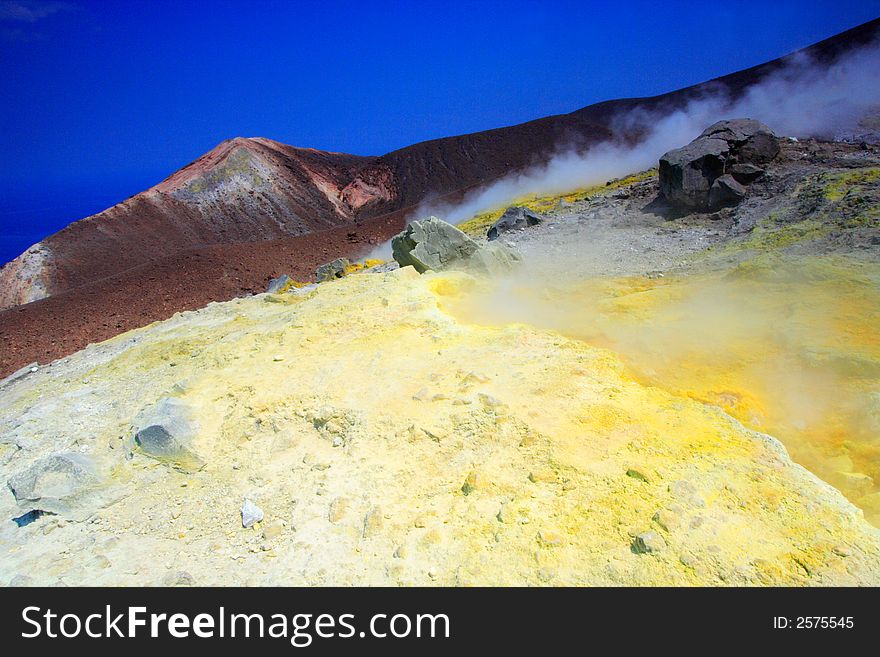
[1,0,879,264]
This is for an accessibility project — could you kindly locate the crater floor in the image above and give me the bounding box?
[1,267,878,586]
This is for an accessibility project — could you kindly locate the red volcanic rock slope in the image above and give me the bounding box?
[0,138,376,309]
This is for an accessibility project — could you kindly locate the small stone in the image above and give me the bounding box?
[461,471,487,495]
[626,468,650,483]
[273,355,285,362]
[262,521,284,540]
[266,274,292,294]
[461,371,491,385]
[393,545,408,559]
[652,508,680,532]
[7,452,100,517]
[679,553,698,568]
[328,497,349,523]
[132,398,205,470]
[479,393,503,409]
[669,480,705,507]
[538,529,564,546]
[162,571,195,587]
[529,468,557,484]
[363,506,384,538]
[8,574,33,587]
[832,545,852,558]
[632,531,666,554]
[241,499,264,528]
[315,258,352,282]
[91,554,111,569]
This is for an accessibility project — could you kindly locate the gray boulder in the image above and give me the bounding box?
[315,258,351,283]
[7,453,101,517]
[391,216,521,275]
[709,174,747,208]
[266,274,292,294]
[132,398,204,470]
[487,206,544,241]
[659,137,729,210]
[659,118,779,211]
[700,119,780,163]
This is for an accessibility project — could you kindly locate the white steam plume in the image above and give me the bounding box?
[422,38,880,224]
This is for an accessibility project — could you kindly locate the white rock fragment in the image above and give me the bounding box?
[241,499,264,528]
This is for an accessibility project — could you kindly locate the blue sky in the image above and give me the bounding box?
[0,0,879,263]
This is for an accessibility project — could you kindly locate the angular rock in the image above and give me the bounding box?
[162,571,195,586]
[8,574,33,587]
[632,530,666,554]
[132,398,204,470]
[266,274,292,294]
[699,118,774,144]
[391,216,521,275]
[487,206,544,241]
[659,137,729,210]
[709,174,747,208]
[729,163,765,184]
[659,118,779,211]
[315,258,351,283]
[241,499,264,528]
[7,453,100,517]
[363,506,384,538]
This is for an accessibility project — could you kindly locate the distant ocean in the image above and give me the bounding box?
[0,181,150,267]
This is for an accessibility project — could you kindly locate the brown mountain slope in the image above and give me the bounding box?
[0,138,376,309]
[0,210,407,379]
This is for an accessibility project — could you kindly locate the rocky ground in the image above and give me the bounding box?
[1,136,879,587]
[495,138,880,279]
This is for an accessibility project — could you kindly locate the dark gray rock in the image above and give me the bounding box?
[315,258,351,283]
[487,206,544,241]
[392,216,521,275]
[659,118,779,211]
[699,119,780,164]
[7,453,100,516]
[133,398,204,470]
[699,118,771,143]
[266,274,292,294]
[729,163,765,184]
[709,174,747,208]
[739,131,780,164]
[659,138,730,210]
